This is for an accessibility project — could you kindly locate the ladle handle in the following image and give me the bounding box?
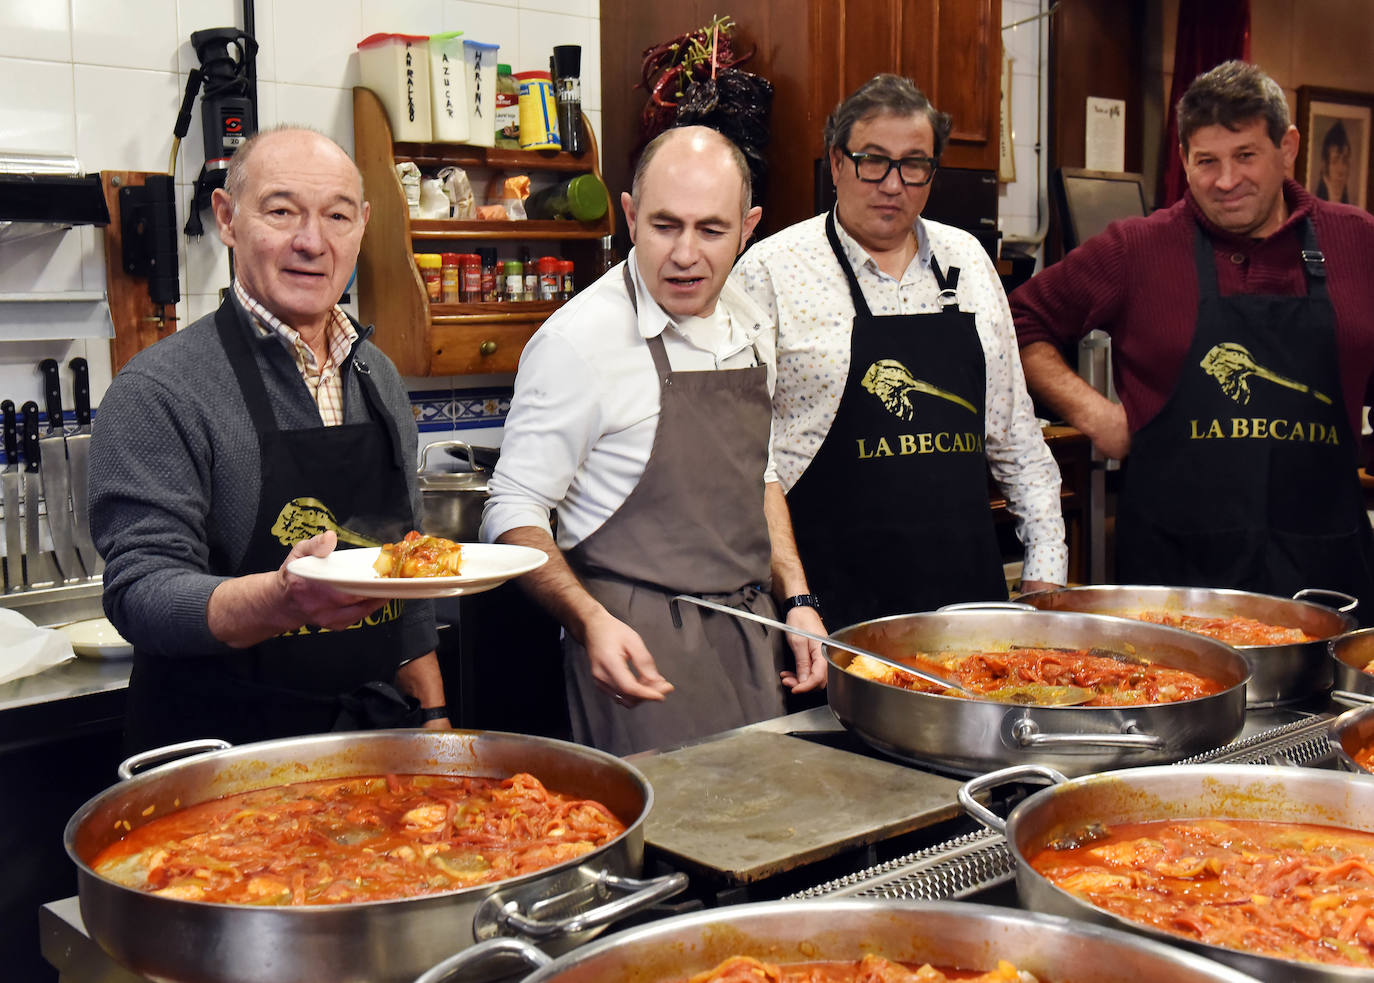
[670,594,976,697]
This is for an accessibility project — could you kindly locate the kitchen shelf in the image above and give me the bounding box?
[409,219,606,242]
[354,86,614,376]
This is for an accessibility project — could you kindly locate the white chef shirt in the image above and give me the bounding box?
[729,211,1068,585]
[481,249,778,550]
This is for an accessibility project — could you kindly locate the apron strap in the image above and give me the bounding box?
[930,253,961,308]
[215,299,406,471]
[825,210,875,318]
[1193,216,1328,301]
[624,263,674,381]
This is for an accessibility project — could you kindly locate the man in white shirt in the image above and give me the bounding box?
[731,74,1067,629]
[481,126,826,755]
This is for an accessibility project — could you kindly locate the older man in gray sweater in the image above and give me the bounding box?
[90,127,447,752]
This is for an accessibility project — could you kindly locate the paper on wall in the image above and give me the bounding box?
[1086,96,1126,172]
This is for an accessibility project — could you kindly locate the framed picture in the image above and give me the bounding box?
[1296,86,1374,211]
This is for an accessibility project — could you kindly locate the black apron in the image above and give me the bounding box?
[123,300,420,753]
[1116,219,1374,613]
[561,264,785,756]
[785,212,1007,630]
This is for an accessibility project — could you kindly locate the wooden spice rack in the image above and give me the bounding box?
[352,86,615,375]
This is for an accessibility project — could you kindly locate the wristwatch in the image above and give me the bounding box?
[782,593,822,616]
[420,705,450,722]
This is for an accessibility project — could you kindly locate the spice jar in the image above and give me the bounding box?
[439,252,461,303]
[459,253,482,302]
[415,252,442,301]
[504,260,524,302]
[559,259,576,299]
[495,63,519,149]
[538,256,560,301]
[477,247,499,302]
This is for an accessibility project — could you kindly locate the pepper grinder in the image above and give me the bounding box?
[551,45,584,155]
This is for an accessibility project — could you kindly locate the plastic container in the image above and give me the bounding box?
[427,31,468,142]
[461,39,500,148]
[415,252,442,301]
[515,70,560,151]
[495,63,519,149]
[357,34,432,142]
[526,173,609,222]
[440,252,461,303]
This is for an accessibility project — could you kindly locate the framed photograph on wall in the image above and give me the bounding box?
[1296,86,1374,211]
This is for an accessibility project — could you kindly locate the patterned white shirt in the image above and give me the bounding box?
[730,211,1068,584]
[232,280,357,426]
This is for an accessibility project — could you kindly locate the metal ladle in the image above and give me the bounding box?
[671,595,1094,707]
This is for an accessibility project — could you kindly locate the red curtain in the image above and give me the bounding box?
[1157,0,1251,207]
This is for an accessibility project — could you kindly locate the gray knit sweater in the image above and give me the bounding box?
[90,297,437,659]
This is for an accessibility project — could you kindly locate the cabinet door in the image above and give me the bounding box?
[820,0,1001,172]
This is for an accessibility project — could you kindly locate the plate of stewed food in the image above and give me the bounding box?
[287,531,548,598]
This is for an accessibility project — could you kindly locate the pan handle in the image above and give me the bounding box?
[475,869,688,940]
[411,937,550,983]
[1004,717,1167,752]
[958,763,1069,835]
[1331,689,1374,708]
[1293,588,1358,614]
[117,739,233,780]
[937,600,1036,612]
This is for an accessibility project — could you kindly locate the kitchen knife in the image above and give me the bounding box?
[66,357,102,575]
[20,401,59,587]
[38,358,83,580]
[1,400,22,591]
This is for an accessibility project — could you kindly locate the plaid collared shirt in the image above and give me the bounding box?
[233,280,357,426]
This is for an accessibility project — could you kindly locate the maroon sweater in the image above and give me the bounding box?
[1011,179,1374,452]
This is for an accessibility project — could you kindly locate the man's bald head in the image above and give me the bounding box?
[631,126,753,220]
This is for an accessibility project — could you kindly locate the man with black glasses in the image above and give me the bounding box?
[731,74,1065,628]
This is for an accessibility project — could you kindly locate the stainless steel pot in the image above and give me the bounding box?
[961,762,1374,982]
[415,898,1261,983]
[418,440,490,542]
[64,730,684,983]
[1330,626,1374,701]
[1329,702,1374,773]
[1019,584,1358,706]
[827,609,1248,777]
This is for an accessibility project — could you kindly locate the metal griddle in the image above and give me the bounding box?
[636,729,965,883]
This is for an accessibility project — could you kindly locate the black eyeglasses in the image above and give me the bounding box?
[840,148,938,187]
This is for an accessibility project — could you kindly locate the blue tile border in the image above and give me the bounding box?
[409,386,513,433]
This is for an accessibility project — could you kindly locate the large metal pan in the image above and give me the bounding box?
[1330,626,1374,701]
[414,898,1261,983]
[961,762,1374,982]
[64,730,684,983]
[1020,584,1357,706]
[827,609,1248,777]
[1329,701,1374,774]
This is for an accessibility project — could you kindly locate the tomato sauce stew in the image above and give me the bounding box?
[1030,818,1374,968]
[679,955,1035,982]
[92,772,626,905]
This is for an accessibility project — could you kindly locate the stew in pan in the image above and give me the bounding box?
[1029,818,1374,968]
[1131,612,1314,646]
[682,955,1035,982]
[845,648,1224,706]
[91,772,625,905]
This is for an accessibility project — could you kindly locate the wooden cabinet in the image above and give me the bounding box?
[600,0,1001,240]
[352,86,615,376]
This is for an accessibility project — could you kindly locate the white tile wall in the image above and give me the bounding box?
[999,0,1050,268]
[0,0,602,421]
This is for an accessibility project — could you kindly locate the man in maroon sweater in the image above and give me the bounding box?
[1012,60,1374,609]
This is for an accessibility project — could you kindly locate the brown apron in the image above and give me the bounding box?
[562,265,785,755]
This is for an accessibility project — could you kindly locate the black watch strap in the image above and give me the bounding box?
[420,705,450,722]
[782,593,822,615]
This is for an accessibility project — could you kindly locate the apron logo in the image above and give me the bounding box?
[1200,343,1333,407]
[270,497,378,547]
[861,359,977,420]
[1188,417,1341,444]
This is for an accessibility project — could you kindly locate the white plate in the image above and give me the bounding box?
[60,617,134,659]
[286,543,548,598]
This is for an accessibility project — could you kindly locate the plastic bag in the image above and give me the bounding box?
[395,161,422,218]
[0,607,74,685]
